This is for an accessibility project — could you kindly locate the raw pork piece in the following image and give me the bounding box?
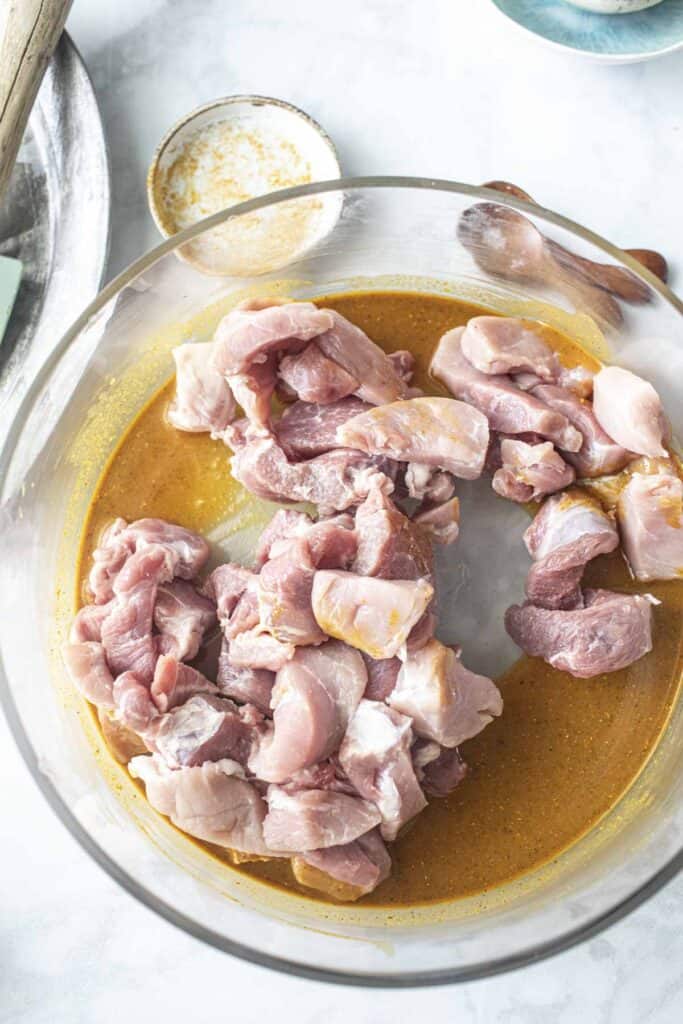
[212,301,333,376]
[168,341,236,435]
[492,439,575,503]
[292,829,391,901]
[277,343,359,404]
[150,655,218,712]
[505,589,655,678]
[618,470,683,581]
[154,580,216,661]
[263,786,381,852]
[417,745,468,798]
[230,434,394,514]
[559,365,594,399]
[311,570,434,660]
[119,519,209,581]
[216,639,275,713]
[338,396,489,481]
[339,699,426,840]
[249,641,367,783]
[413,496,461,545]
[100,547,164,680]
[129,755,273,855]
[256,509,357,570]
[273,397,370,458]
[112,671,158,734]
[523,490,619,609]
[430,328,583,452]
[62,641,115,708]
[592,366,668,459]
[226,354,278,429]
[87,517,132,603]
[461,316,561,380]
[257,538,326,646]
[204,563,256,627]
[152,694,260,768]
[531,383,633,478]
[361,653,401,701]
[314,310,408,406]
[69,602,111,643]
[404,462,456,503]
[228,629,295,671]
[353,484,434,580]
[388,349,415,384]
[388,639,503,747]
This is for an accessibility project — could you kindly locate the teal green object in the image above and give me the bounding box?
[0,255,22,345]
[492,0,683,59]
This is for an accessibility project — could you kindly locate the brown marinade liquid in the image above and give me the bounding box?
[78,292,682,907]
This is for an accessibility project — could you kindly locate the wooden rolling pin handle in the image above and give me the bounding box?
[0,0,73,201]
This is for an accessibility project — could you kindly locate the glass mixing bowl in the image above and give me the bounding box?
[1,178,682,986]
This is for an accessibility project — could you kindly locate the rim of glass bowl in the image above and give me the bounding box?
[1,176,682,987]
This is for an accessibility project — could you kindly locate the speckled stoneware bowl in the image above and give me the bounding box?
[490,0,683,62]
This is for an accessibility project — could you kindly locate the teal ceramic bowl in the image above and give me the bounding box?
[490,0,683,62]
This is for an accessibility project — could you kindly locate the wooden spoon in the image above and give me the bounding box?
[482,180,668,288]
[458,201,624,327]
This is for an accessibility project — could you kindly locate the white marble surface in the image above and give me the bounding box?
[3,0,683,1019]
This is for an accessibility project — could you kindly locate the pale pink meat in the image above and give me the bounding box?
[618,470,683,581]
[592,366,668,459]
[403,462,456,503]
[461,316,561,380]
[524,490,619,609]
[119,519,209,581]
[87,517,132,603]
[69,602,111,643]
[150,655,218,712]
[314,310,408,406]
[230,433,394,514]
[154,580,216,661]
[169,342,236,435]
[226,354,278,429]
[505,589,655,678]
[249,641,366,783]
[353,484,434,580]
[263,786,381,852]
[228,629,295,671]
[413,496,460,545]
[216,640,275,713]
[152,694,261,768]
[212,302,333,376]
[431,328,583,452]
[100,547,163,681]
[293,829,391,899]
[412,740,468,797]
[338,396,490,481]
[204,563,255,626]
[311,570,434,660]
[257,538,326,645]
[62,641,115,708]
[531,383,633,478]
[129,754,273,855]
[492,438,575,503]
[274,397,370,458]
[361,653,400,701]
[112,671,158,733]
[255,508,357,569]
[278,343,359,404]
[388,639,503,747]
[339,699,426,840]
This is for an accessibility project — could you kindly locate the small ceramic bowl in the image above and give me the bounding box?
[147,95,342,275]
[490,0,683,62]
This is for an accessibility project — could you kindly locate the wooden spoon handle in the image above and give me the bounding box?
[0,0,72,201]
[482,179,668,289]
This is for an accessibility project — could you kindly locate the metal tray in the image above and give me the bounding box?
[0,32,110,419]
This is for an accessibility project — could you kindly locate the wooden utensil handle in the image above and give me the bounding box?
[0,0,72,200]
